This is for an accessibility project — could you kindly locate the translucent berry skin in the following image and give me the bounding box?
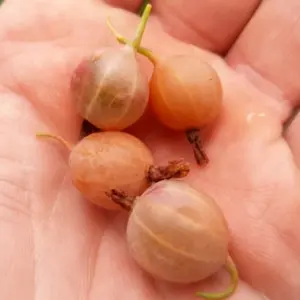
[69,131,154,210]
[149,55,223,131]
[126,180,229,283]
[71,46,149,131]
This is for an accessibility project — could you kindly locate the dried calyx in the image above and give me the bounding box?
[147,159,190,182]
[185,128,209,165]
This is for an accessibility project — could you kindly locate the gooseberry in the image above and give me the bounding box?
[36,131,190,210]
[149,55,223,166]
[70,4,154,131]
[108,180,238,299]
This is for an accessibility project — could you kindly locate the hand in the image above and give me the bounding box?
[0,0,299,299]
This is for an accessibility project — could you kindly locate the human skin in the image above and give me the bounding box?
[0,0,299,299]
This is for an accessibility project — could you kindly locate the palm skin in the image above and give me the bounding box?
[0,0,300,299]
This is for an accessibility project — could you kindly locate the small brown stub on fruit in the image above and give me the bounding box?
[186,129,209,166]
[106,189,136,211]
[147,159,190,182]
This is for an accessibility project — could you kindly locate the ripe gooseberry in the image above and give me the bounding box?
[108,180,238,299]
[36,131,190,210]
[149,55,223,166]
[70,4,154,131]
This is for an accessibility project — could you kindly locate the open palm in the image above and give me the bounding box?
[0,0,299,299]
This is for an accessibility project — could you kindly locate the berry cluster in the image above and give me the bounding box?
[36,4,238,299]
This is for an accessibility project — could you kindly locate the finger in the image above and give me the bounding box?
[227,0,300,107]
[0,89,110,300]
[0,92,35,300]
[103,0,142,13]
[9,0,142,12]
[150,0,262,53]
[0,0,262,55]
[0,0,108,48]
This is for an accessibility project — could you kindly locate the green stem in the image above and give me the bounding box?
[196,255,239,299]
[109,34,156,64]
[131,4,152,49]
[137,47,157,64]
[138,0,149,16]
[106,4,156,64]
[36,132,73,152]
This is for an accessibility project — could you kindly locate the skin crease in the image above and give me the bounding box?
[0,0,300,300]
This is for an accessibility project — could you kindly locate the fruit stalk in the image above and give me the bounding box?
[196,255,239,299]
[106,4,156,64]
